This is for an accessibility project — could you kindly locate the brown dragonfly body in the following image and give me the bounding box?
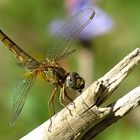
[0,30,84,89]
[0,8,95,127]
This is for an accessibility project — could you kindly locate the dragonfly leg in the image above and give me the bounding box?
[64,91,76,108]
[60,86,75,107]
[59,87,73,116]
[59,87,65,108]
[48,86,58,132]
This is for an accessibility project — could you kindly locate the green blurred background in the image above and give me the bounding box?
[0,0,140,139]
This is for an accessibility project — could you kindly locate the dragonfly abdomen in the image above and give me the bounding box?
[0,29,39,68]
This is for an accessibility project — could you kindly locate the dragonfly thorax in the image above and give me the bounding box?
[41,61,67,86]
[41,61,85,92]
[65,72,85,93]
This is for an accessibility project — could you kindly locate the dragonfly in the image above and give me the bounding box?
[0,8,95,127]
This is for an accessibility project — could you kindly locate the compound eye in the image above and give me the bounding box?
[68,76,73,83]
[65,75,76,88]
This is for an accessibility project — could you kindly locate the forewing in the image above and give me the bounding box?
[46,8,95,61]
[10,72,37,126]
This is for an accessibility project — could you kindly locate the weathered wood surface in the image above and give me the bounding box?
[20,48,140,140]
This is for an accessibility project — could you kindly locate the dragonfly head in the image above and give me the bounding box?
[65,72,85,93]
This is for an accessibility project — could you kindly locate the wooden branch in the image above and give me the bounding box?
[82,86,140,140]
[20,48,140,140]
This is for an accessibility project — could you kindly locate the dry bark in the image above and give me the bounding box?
[20,48,140,140]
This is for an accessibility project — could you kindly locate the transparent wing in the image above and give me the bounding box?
[46,8,95,61]
[10,72,37,126]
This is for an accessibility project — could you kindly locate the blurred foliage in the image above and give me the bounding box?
[0,0,140,139]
